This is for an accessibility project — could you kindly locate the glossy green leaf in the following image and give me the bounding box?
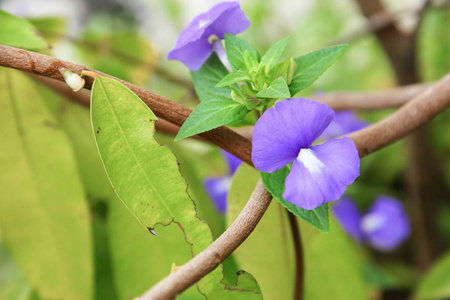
[227,164,294,300]
[261,166,329,233]
[175,99,248,141]
[225,34,261,72]
[0,69,93,300]
[301,217,368,300]
[191,53,232,102]
[289,45,348,95]
[0,10,48,50]
[415,251,450,300]
[255,77,291,99]
[260,37,290,71]
[90,76,261,298]
[216,70,252,87]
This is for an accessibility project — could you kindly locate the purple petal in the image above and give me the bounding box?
[203,2,250,39]
[332,196,364,243]
[204,176,232,215]
[221,150,242,175]
[168,39,213,71]
[282,137,360,210]
[252,98,335,173]
[168,1,249,71]
[321,110,369,140]
[362,196,410,251]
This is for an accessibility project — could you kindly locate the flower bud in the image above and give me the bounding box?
[59,68,85,92]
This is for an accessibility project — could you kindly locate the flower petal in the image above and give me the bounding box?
[321,110,369,140]
[221,150,242,175]
[203,2,250,39]
[168,1,249,71]
[282,137,360,210]
[362,196,410,251]
[332,196,364,243]
[252,98,334,173]
[204,176,232,215]
[168,39,213,71]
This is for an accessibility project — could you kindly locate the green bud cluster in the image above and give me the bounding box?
[216,35,297,114]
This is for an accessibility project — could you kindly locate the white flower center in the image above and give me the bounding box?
[296,148,325,175]
[361,214,385,233]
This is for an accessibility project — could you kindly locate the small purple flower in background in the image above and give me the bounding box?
[252,98,360,210]
[204,150,242,214]
[333,196,410,251]
[168,1,250,71]
[321,110,369,140]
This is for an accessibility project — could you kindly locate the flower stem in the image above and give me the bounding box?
[212,39,232,72]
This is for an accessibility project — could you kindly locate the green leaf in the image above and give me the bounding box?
[227,164,294,299]
[260,166,329,232]
[175,99,248,141]
[255,77,291,99]
[90,76,261,298]
[191,53,232,102]
[301,217,368,300]
[260,37,290,72]
[0,10,48,50]
[216,70,252,87]
[225,34,261,71]
[0,69,93,300]
[289,45,348,95]
[415,251,450,300]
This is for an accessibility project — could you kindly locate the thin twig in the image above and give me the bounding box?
[312,82,433,110]
[287,212,303,300]
[347,72,450,158]
[0,44,253,167]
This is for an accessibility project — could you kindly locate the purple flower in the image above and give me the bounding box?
[168,1,250,71]
[333,196,410,251]
[321,110,369,140]
[204,150,242,214]
[252,98,360,210]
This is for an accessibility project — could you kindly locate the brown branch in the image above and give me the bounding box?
[135,179,272,300]
[347,72,450,157]
[313,82,433,110]
[0,44,253,167]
